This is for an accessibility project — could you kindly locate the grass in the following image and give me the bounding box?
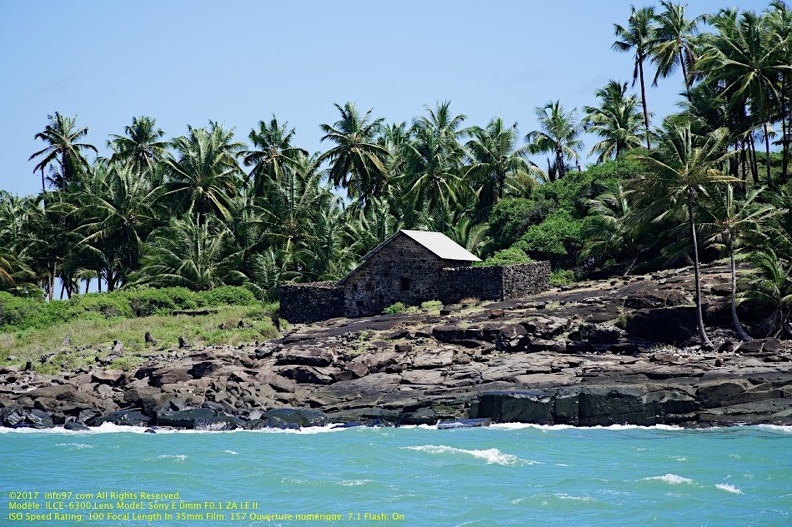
[0,304,278,374]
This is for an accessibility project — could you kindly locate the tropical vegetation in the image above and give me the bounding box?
[3,1,792,348]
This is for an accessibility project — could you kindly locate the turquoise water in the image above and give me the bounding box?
[2,424,791,526]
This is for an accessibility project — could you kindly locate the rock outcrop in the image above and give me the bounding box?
[2,264,792,430]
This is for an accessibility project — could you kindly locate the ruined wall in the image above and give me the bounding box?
[279,281,344,323]
[342,234,467,317]
[502,261,551,299]
[439,261,551,304]
[439,266,503,304]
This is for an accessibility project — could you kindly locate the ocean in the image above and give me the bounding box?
[2,424,791,526]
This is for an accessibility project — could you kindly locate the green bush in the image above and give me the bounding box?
[196,286,258,307]
[550,269,576,286]
[517,211,584,268]
[383,302,407,314]
[69,293,133,319]
[0,292,74,330]
[476,246,534,267]
[121,287,197,317]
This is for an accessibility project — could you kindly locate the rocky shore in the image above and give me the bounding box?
[2,264,791,431]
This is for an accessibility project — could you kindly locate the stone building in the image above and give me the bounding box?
[280,230,550,323]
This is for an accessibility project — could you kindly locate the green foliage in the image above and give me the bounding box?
[476,247,533,267]
[121,287,197,317]
[420,300,443,311]
[382,302,407,314]
[196,286,258,307]
[0,292,73,330]
[517,211,584,267]
[487,198,540,251]
[69,293,133,319]
[550,269,576,286]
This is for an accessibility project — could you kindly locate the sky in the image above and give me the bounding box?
[0,0,773,198]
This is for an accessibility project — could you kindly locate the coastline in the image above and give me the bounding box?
[2,264,791,431]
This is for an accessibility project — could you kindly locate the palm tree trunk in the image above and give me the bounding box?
[638,58,651,150]
[781,74,790,184]
[763,122,772,187]
[687,190,712,348]
[680,50,691,101]
[728,239,751,341]
[748,135,759,184]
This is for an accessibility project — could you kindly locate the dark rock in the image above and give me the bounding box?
[263,408,327,428]
[276,347,334,367]
[437,418,491,430]
[245,417,300,430]
[178,336,190,348]
[625,307,696,345]
[475,391,554,424]
[489,310,506,319]
[124,387,165,414]
[578,386,656,426]
[394,344,412,353]
[144,332,157,346]
[278,365,336,384]
[64,421,90,431]
[194,416,244,431]
[156,408,219,428]
[520,316,568,339]
[91,369,126,386]
[398,407,437,425]
[696,380,751,409]
[88,409,153,427]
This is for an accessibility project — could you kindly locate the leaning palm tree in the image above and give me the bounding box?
[319,102,389,206]
[29,112,97,192]
[583,80,646,162]
[613,5,657,150]
[526,101,582,181]
[700,185,777,340]
[635,120,738,347]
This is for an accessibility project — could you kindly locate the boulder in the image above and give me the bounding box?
[88,409,153,427]
[194,416,244,431]
[156,407,219,428]
[276,347,335,367]
[475,391,554,424]
[578,386,657,426]
[412,348,454,369]
[263,408,327,428]
[625,307,697,345]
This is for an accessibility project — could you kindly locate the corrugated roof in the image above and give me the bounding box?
[399,230,481,262]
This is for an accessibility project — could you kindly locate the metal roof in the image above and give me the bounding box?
[399,230,481,262]
[337,230,481,285]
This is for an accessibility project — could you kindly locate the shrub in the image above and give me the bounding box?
[420,300,443,311]
[476,246,533,267]
[550,269,576,286]
[196,286,258,307]
[383,302,407,314]
[69,293,133,319]
[121,287,197,317]
[0,292,74,330]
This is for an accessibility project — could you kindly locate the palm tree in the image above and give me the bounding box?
[583,80,646,162]
[700,185,777,340]
[75,160,163,291]
[29,112,97,192]
[582,180,642,275]
[650,1,702,97]
[526,101,582,181]
[697,9,782,186]
[242,116,307,198]
[108,116,168,178]
[465,117,535,215]
[635,121,737,347]
[319,102,388,205]
[163,123,244,224]
[132,216,244,290]
[613,5,657,150]
[766,0,792,183]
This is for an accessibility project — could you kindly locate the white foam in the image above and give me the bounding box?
[756,424,792,434]
[157,454,187,461]
[716,483,743,495]
[403,445,534,465]
[643,474,694,485]
[56,442,93,449]
[223,450,238,455]
[338,480,373,487]
[555,493,595,502]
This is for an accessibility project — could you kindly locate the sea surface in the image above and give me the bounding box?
[2,424,791,526]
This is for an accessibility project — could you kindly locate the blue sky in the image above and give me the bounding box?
[0,0,771,197]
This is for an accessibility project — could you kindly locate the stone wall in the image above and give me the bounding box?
[342,234,464,317]
[502,261,551,299]
[440,262,550,304]
[439,266,503,304]
[279,282,344,323]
